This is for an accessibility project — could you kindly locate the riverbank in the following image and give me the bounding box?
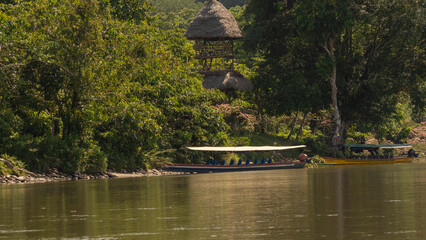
[0,168,185,185]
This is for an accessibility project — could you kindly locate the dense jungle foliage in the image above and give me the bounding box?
[242,0,424,145]
[0,0,424,174]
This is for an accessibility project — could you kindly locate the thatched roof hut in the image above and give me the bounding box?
[203,70,253,91]
[184,0,252,92]
[184,0,243,40]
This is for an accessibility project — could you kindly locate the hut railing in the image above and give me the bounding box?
[194,40,234,59]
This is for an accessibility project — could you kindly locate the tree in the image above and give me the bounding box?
[109,0,152,23]
[296,0,355,146]
[150,0,202,13]
[336,0,425,140]
[243,0,328,126]
[0,0,230,172]
[244,0,424,146]
[1,0,113,171]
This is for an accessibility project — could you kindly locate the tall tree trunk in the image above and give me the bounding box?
[324,38,342,146]
[310,114,320,135]
[286,112,298,141]
[296,112,308,141]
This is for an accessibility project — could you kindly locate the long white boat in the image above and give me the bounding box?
[163,145,307,173]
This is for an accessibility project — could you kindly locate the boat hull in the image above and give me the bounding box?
[320,156,413,165]
[163,162,306,173]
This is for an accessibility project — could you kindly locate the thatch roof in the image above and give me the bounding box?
[203,70,252,91]
[184,0,243,40]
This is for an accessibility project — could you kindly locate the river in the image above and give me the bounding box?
[1,162,426,239]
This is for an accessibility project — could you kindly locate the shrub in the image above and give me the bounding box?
[80,143,108,173]
[0,154,26,176]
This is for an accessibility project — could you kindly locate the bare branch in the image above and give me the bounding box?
[0,63,26,69]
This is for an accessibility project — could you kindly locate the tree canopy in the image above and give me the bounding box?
[0,0,423,174]
[243,0,425,144]
[0,0,228,173]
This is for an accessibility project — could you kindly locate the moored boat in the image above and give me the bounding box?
[163,145,307,173]
[320,144,416,166]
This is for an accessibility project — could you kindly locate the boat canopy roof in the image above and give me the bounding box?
[187,145,306,152]
[343,143,411,149]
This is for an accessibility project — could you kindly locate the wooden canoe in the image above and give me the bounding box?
[320,156,413,165]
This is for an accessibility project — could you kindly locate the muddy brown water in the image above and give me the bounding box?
[1,163,426,239]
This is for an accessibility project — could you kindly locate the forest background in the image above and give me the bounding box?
[0,0,424,174]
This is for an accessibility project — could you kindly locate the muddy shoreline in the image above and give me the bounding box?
[0,168,185,185]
